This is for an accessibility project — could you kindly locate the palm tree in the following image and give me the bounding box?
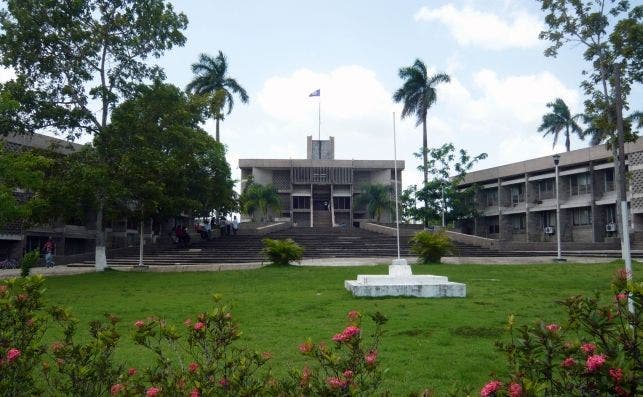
[538,98,584,152]
[186,51,249,142]
[240,182,280,222]
[393,59,450,184]
[355,184,393,223]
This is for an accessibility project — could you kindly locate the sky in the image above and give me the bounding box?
[5,0,643,190]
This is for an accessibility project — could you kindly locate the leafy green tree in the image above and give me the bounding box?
[239,182,281,223]
[538,98,584,151]
[186,51,249,142]
[355,184,393,223]
[0,144,50,225]
[538,0,642,245]
[0,0,188,269]
[393,60,450,185]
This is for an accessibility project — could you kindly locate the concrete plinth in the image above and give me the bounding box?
[344,259,466,298]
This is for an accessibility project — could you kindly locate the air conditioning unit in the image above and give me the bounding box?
[544,226,555,235]
[606,223,617,232]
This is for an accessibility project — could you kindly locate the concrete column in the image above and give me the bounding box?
[524,173,530,242]
[310,184,314,228]
[330,184,336,226]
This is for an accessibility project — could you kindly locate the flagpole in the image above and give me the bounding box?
[393,112,401,260]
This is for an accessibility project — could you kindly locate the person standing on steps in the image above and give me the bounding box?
[232,216,239,235]
[43,237,55,268]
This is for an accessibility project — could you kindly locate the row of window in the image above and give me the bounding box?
[292,196,351,210]
[486,205,615,234]
[483,169,615,207]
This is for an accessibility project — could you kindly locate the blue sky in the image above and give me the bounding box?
[10,0,642,189]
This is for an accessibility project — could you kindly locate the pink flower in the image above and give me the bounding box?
[6,348,21,363]
[300,366,312,387]
[480,380,502,397]
[365,350,378,366]
[128,367,137,376]
[562,357,576,368]
[609,368,623,383]
[188,362,199,373]
[134,320,145,329]
[508,382,523,397]
[586,354,607,373]
[343,369,354,379]
[298,341,313,353]
[347,310,361,321]
[145,386,160,397]
[194,322,205,331]
[190,389,200,397]
[219,378,229,388]
[110,383,124,395]
[332,326,360,342]
[327,376,347,390]
[614,385,628,396]
[51,341,64,353]
[545,323,560,332]
[616,293,627,303]
[581,343,596,355]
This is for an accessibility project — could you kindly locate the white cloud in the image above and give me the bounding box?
[0,67,16,83]
[414,4,543,50]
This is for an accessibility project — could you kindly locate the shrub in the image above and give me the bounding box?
[409,230,453,263]
[261,238,304,266]
[20,249,40,278]
[482,269,641,397]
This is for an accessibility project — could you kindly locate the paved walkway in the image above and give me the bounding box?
[0,255,622,279]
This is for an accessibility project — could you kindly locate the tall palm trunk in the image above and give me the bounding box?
[565,126,570,152]
[215,118,220,142]
[422,116,429,227]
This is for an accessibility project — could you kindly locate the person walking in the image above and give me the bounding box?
[232,215,239,235]
[43,237,55,268]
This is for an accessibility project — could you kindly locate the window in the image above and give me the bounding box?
[511,215,525,231]
[605,168,614,192]
[606,205,616,224]
[333,197,351,210]
[292,196,310,209]
[570,173,591,196]
[485,189,498,207]
[572,207,592,225]
[537,179,554,200]
[541,211,554,228]
[488,223,500,234]
[510,185,524,204]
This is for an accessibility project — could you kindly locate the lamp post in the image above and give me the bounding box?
[553,154,565,262]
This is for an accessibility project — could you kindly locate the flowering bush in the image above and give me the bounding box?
[486,269,641,397]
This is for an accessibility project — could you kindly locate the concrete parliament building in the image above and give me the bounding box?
[457,140,643,247]
[239,136,404,228]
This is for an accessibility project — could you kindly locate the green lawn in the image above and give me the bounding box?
[41,262,638,395]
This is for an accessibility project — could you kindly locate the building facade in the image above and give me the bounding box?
[457,141,643,245]
[239,136,404,227]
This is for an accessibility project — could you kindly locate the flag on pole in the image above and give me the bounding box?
[309,89,320,97]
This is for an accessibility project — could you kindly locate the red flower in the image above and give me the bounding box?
[347,310,361,321]
[134,320,145,329]
[609,368,623,383]
[365,350,378,366]
[51,341,64,353]
[6,348,21,363]
[128,367,137,376]
[300,366,312,387]
[110,383,124,396]
[508,382,523,397]
[480,380,502,397]
[581,343,596,355]
[188,362,199,373]
[332,326,360,342]
[219,378,229,388]
[194,322,205,331]
[343,369,354,379]
[616,293,627,303]
[327,376,347,390]
[562,357,576,368]
[190,389,200,397]
[586,354,607,373]
[545,323,560,332]
[298,340,313,353]
[146,386,160,397]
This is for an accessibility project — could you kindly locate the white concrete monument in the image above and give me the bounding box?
[344,258,466,298]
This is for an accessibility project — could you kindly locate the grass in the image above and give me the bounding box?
[40,261,639,395]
